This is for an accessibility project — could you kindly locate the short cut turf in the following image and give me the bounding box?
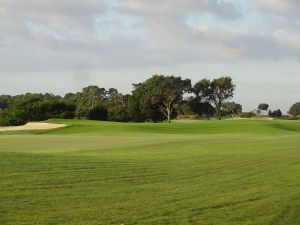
[1,119,300,225]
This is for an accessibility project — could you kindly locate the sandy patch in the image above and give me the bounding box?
[0,122,66,132]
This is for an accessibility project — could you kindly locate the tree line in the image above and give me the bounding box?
[0,75,299,126]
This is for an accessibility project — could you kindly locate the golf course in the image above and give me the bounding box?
[0,119,300,225]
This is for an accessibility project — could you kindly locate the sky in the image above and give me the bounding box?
[0,0,300,112]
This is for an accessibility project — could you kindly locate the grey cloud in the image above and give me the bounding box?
[0,0,108,18]
[253,0,300,16]
[0,0,300,72]
[119,0,241,20]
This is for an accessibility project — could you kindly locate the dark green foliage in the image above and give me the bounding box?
[0,108,27,126]
[268,109,282,118]
[75,86,107,118]
[106,88,119,98]
[64,92,81,105]
[222,102,242,116]
[188,99,215,118]
[0,75,236,125]
[87,104,108,121]
[128,81,169,122]
[289,102,300,117]
[193,77,235,120]
[107,93,129,122]
[177,102,196,115]
[258,103,269,111]
[127,90,149,122]
[129,75,191,123]
[0,95,11,109]
[0,94,76,126]
[240,112,256,118]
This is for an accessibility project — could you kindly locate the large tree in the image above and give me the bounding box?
[75,86,106,118]
[289,102,300,117]
[107,93,129,122]
[193,76,235,120]
[130,75,191,123]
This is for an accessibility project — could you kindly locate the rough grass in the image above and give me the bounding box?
[0,119,300,225]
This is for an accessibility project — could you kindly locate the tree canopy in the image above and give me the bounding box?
[268,109,282,118]
[193,76,235,120]
[222,102,242,117]
[0,75,243,125]
[289,103,300,117]
[129,75,191,122]
[258,103,269,111]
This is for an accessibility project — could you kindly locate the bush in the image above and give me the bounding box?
[87,104,108,121]
[0,108,27,126]
[281,115,300,120]
[177,103,196,115]
[268,109,282,118]
[176,115,200,120]
[240,112,256,118]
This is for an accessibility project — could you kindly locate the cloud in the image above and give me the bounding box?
[274,30,300,49]
[253,0,300,16]
[0,0,300,72]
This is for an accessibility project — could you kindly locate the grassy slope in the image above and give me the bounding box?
[0,119,300,225]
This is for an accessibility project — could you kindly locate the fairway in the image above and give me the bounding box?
[1,119,300,225]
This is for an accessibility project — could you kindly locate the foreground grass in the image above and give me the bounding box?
[0,119,300,224]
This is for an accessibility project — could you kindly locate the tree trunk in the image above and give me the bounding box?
[160,101,172,123]
[216,109,221,120]
[167,108,171,123]
[216,103,222,120]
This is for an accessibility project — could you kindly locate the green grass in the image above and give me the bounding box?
[1,119,300,225]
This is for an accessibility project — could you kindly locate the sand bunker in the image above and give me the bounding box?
[0,122,66,132]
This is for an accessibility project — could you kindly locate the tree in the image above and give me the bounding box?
[106,88,119,98]
[268,109,282,118]
[40,99,76,119]
[289,102,300,117]
[127,85,150,122]
[107,93,129,122]
[258,103,269,116]
[188,98,214,119]
[64,92,81,105]
[76,86,106,118]
[0,95,11,110]
[222,102,242,117]
[193,76,235,120]
[135,75,191,123]
[87,103,107,121]
[177,102,196,116]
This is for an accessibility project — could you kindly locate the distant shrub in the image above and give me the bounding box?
[240,112,256,118]
[176,115,200,120]
[177,103,196,116]
[281,115,300,120]
[268,109,282,118]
